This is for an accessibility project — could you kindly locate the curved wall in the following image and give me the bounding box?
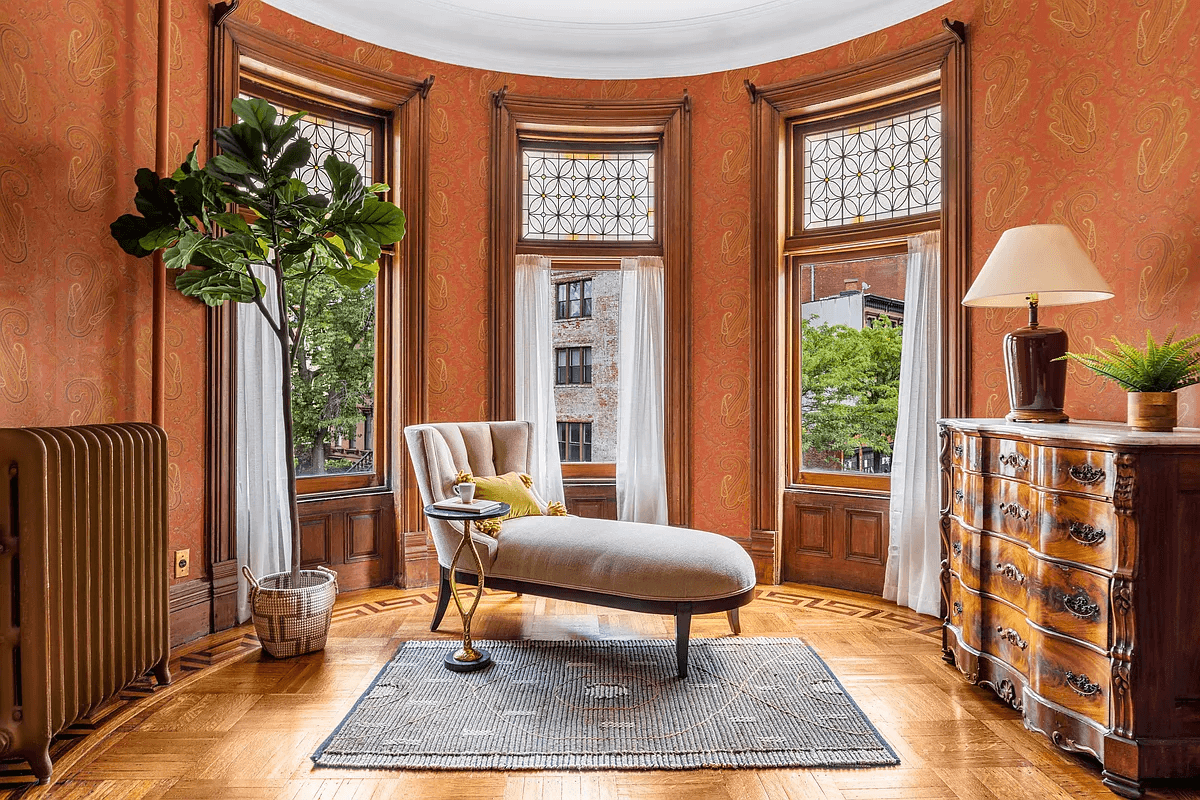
[1,0,1197,603]
[236,0,1200,543]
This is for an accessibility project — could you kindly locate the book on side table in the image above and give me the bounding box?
[431,497,502,513]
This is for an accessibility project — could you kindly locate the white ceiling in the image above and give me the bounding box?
[266,0,949,79]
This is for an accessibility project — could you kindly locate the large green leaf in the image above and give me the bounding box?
[231,97,277,137]
[174,267,262,307]
[111,214,168,257]
[162,230,206,272]
[323,155,364,208]
[334,198,406,246]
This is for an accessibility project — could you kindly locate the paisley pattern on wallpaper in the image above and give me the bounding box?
[7,0,1200,571]
[239,0,1200,543]
[0,0,210,582]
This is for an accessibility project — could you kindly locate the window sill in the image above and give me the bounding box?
[297,483,393,503]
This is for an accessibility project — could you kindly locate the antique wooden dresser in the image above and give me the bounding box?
[939,418,1200,797]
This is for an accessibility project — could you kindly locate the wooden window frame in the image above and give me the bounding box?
[788,89,942,242]
[520,141,660,249]
[207,18,430,626]
[786,240,927,492]
[490,92,691,524]
[749,21,970,581]
[237,74,389,495]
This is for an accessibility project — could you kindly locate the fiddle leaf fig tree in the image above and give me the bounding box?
[111,97,406,584]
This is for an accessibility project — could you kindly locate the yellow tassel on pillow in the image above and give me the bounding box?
[474,518,501,537]
[546,500,568,517]
[519,473,534,488]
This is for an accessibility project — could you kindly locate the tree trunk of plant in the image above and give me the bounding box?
[277,308,303,586]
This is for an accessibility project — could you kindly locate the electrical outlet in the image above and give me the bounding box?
[174,549,190,579]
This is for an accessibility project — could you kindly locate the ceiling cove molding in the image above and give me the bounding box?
[264,0,948,80]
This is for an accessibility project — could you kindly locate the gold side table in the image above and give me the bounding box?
[423,501,510,672]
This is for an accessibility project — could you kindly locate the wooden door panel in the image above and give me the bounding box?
[783,489,889,594]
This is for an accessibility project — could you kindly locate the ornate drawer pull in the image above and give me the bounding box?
[953,601,963,616]
[997,626,1028,649]
[952,541,962,556]
[1061,588,1100,620]
[1065,671,1101,697]
[995,562,1026,584]
[998,501,1030,521]
[954,444,964,458]
[1067,521,1106,546]
[954,489,964,503]
[998,452,1030,472]
[1068,464,1105,484]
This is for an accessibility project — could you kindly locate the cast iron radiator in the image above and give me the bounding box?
[0,424,171,784]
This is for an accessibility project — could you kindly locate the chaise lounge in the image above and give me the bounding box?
[405,421,757,677]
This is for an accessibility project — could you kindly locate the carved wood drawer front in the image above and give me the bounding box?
[983,476,1037,548]
[987,438,1034,481]
[952,470,983,530]
[982,598,1031,676]
[1037,492,1118,572]
[949,576,982,651]
[951,431,981,473]
[980,533,1033,611]
[1036,446,1115,498]
[950,519,979,591]
[1031,559,1110,650]
[1028,627,1111,727]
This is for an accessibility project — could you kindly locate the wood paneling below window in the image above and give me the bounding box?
[782,489,889,595]
[563,480,618,520]
[297,490,397,591]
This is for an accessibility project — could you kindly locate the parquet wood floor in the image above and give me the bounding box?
[3,583,1199,799]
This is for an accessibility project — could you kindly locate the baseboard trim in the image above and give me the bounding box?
[169,577,213,646]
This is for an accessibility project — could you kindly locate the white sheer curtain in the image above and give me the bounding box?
[235,267,292,623]
[883,230,942,617]
[514,254,565,503]
[617,255,667,524]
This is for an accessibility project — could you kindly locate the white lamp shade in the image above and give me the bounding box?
[963,224,1114,308]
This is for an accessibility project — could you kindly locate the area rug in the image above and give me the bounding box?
[312,638,898,770]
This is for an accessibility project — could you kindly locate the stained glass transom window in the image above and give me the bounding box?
[522,149,655,241]
[802,105,941,230]
[244,95,374,194]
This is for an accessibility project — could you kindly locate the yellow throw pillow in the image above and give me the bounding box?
[469,472,542,535]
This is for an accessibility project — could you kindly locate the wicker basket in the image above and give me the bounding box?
[242,565,338,658]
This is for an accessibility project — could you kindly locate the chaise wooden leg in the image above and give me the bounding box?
[675,603,693,679]
[430,567,452,631]
[726,608,741,635]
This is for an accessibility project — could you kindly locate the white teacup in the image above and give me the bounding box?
[454,482,476,504]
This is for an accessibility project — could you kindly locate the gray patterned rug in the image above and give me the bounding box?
[312,638,897,770]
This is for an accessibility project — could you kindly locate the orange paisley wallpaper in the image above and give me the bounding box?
[2,0,1198,581]
[0,0,210,584]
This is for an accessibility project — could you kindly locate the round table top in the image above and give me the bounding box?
[423,501,511,522]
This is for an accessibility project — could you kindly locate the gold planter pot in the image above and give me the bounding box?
[1127,391,1177,432]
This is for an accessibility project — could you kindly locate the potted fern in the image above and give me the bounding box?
[1059,330,1200,432]
[109,98,406,655]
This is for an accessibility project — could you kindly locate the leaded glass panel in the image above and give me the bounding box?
[522,149,655,241]
[802,105,941,229]
[242,95,374,193]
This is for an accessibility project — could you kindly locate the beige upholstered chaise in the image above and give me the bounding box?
[405,421,757,677]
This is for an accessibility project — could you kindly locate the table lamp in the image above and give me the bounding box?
[963,224,1113,423]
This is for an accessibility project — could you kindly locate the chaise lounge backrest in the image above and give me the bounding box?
[405,421,534,569]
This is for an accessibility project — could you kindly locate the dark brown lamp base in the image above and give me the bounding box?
[1004,301,1070,423]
